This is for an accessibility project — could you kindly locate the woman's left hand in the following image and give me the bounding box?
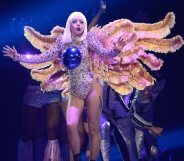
[114,37,126,53]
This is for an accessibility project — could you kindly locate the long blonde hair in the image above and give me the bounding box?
[63,12,87,43]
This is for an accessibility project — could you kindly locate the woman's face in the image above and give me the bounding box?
[70,17,85,37]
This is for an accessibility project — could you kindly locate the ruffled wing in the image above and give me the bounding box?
[102,12,175,39]
[20,26,69,93]
[87,12,183,95]
[20,25,65,71]
[24,25,64,52]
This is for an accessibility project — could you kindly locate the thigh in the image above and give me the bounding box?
[86,79,102,126]
[66,94,84,125]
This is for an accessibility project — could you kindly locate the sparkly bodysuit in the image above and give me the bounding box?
[65,41,93,98]
[15,33,117,99]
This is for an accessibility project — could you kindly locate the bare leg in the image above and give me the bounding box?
[86,79,102,161]
[78,112,85,148]
[61,99,85,161]
[66,95,84,157]
[83,121,90,160]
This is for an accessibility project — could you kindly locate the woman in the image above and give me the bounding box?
[3,12,124,161]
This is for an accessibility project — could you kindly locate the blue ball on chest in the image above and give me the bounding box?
[62,46,82,70]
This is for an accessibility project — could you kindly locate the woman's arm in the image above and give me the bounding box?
[3,36,63,63]
[86,31,125,59]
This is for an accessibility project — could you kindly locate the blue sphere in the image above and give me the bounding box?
[62,46,82,70]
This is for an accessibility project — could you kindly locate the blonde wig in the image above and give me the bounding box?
[63,12,88,43]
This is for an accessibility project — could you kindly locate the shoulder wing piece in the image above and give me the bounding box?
[24,25,64,52]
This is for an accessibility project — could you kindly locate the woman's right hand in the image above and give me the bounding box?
[2,45,18,60]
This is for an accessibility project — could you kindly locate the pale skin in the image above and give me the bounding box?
[3,16,126,161]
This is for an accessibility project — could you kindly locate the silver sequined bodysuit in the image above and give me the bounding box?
[63,41,94,99]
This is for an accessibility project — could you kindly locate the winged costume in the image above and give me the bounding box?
[15,12,183,98]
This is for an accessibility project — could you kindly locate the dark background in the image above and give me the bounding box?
[0,0,184,160]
